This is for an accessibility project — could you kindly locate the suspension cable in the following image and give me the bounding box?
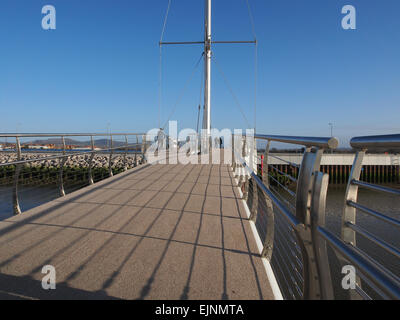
[244,0,258,132]
[162,52,204,130]
[159,0,172,129]
[212,54,252,129]
[245,0,257,40]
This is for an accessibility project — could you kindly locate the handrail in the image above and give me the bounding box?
[0,143,142,168]
[232,133,334,299]
[0,133,145,138]
[350,134,400,150]
[0,132,149,216]
[235,132,399,300]
[255,134,339,149]
[318,227,400,300]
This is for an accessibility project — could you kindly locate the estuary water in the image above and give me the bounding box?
[0,184,86,220]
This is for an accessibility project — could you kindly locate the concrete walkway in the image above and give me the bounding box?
[0,162,274,300]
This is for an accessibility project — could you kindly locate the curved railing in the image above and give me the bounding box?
[336,134,400,299]
[232,133,337,299]
[0,133,147,215]
[232,133,400,300]
[1,131,399,299]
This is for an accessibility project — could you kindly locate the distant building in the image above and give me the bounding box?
[27,145,50,150]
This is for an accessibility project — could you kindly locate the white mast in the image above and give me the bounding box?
[160,0,256,148]
[203,0,211,136]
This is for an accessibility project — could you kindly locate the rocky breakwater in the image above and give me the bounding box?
[0,152,145,186]
[0,152,144,169]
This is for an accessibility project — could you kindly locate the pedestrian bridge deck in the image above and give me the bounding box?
[0,161,274,300]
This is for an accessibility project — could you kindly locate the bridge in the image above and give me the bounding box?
[0,151,274,300]
[0,132,399,300]
[1,0,399,301]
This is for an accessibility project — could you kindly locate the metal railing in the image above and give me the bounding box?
[0,133,147,215]
[336,134,400,299]
[1,131,399,299]
[232,133,400,300]
[232,133,336,299]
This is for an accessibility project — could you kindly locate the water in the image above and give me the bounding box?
[0,184,86,220]
[324,186,400,299]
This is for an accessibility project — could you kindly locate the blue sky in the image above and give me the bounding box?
[0,0,399,146]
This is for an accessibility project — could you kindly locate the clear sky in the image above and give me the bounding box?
[0,0,399,146]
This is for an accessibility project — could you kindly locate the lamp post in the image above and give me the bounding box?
[329,123,334,153]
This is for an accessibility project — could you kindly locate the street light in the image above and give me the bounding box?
[328,123,334,153]
[328,123,333,137]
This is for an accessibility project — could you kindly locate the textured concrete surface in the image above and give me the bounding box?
[0,161,274,300]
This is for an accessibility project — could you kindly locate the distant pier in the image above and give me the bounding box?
[262,153,400,185]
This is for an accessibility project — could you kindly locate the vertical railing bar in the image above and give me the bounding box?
[108,134,113,177]
[263,140,271,187]
[249,178,258,221]
[293,147,325,299]
[341,150,365,299]
[12,136,22,215]
[59,136,66,196]
[88,136,95,185]
[310,171,334,299]
[124,135,128,171]
[135,135,139,166]
[141,134,146,164]
[342,150,365,245]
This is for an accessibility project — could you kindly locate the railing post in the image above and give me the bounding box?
[13,137,22,215]
[231,134,235,171]
[243,176,249,201]
[58,136,66,196]
[263,141,271,187]
[135,135,139,166]
[259,190,275,261]
[294,147,327,299]
[249,178,258,221]
[342,151,365,245]
[108,135,113,177]
[310,171,334,299]
[233,135,239,179]
[341,150,365,300]
[88,136,95,185]
[238,136,247,191]
[257,140,275,260]
[124,135,128,171]
[141,134,147,164]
